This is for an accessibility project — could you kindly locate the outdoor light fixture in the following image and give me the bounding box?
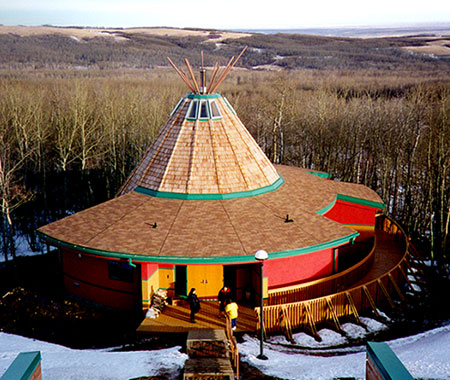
[255,249,268,360]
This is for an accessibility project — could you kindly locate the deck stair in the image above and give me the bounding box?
[184,329,236,380]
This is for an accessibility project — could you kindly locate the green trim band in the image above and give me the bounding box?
[317,194,385,215]
[186,93,221,99]
[337,194,385,209]
[134,175,285,200]
[223,97,237,115]
[306,171,331,179]
[317,198,336,215]
[37,229,358,265]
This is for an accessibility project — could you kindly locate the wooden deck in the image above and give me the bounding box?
[352,230,404,287]
[137,223,407,335]
[137,300,257,334]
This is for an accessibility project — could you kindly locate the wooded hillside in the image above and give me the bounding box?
[1,26,450,71]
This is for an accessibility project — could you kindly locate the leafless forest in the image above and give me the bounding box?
[0,32,449,271]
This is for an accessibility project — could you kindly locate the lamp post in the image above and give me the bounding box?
[255,249,268,360]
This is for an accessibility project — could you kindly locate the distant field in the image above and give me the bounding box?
[1,25,450,71]
[0,25,250,42]
[403,37,450,57]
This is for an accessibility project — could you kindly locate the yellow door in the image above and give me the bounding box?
[187,265,223,298]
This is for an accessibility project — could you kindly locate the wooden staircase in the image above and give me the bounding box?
[184,326,239,380]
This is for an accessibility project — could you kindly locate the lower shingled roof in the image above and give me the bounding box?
[37,165,383,262]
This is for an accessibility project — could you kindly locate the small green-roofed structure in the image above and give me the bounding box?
[0,351,41,380]
[366,342,414,380]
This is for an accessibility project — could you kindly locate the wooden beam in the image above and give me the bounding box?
[304,303,320,341]
[209,56,234,94]
[280,305,294,343]
[388,273,406,302]
[210,46,248,93]
[345,292,361,324]
[398,265,416,292]
[326,297,342,332]
[185,58,201,94]
[206,62,220,94]
[377,279,395,309]
[363,285,380,317]
[167,57,196,93]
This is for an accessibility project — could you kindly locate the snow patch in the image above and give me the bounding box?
[0,333,187,380]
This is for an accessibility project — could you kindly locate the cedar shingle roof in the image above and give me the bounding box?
[118,95,280,196]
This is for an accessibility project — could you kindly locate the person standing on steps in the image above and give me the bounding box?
[188,288,200,323]
[225,299,239,331]
[218,286,231,318]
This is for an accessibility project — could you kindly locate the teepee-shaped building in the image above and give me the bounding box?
[38,51,384,310]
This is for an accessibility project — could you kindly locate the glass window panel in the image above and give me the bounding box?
[210,100,221,118]
[200,101,209,118]
[188,100,198,119]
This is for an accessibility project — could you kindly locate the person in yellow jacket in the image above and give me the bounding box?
[225,299,238,330]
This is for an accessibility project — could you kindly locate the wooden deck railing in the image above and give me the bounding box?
[267,237,376,305]
[256,215,415,336]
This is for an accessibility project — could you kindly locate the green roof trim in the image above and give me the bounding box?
[306,171,332,179]
[37,230,359,265]
[337,194,385,209]
[317,194,385,215]
[134,175,285,200]
[222,97,237,115]
[186,93,221,99]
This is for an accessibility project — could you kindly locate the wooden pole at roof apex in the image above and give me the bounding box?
[167,47,247,94]
[206,62,220,94]
[200,50,206,94]
[208,56,234,94]
[209,45,248,94]
[167,57,196,93]
[185,58,201,94]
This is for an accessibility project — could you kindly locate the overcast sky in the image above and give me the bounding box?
[0,0,449,29]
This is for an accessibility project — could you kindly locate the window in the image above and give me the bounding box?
[187,100,198,119]
[186,98,222,120]
[210,100,221,118]
[200,101,209,118]
[108,261,135,283]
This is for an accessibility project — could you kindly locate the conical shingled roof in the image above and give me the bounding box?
[119,93,282,197]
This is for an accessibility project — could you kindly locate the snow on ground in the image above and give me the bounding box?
[1,321,449,380]
[0,333,187,380]
[239,321,450,380]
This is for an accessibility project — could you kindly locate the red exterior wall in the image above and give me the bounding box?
[62,249,141,310]
[323,200,377,226]
[264,247,335,289]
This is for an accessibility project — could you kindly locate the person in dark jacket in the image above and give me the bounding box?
[218,286,231,318]
[188,288,200,323]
